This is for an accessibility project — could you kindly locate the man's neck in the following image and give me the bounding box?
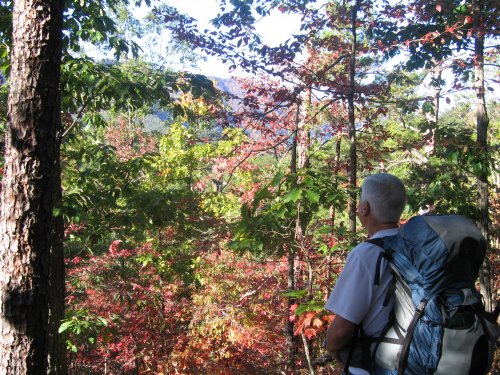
[367,223,398,238]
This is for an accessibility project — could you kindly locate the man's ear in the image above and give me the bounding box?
[359,200,370,216]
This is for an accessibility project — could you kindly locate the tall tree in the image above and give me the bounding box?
[348,0,360,235]
[371,0,499,310]
[473,0,493,312]
[0,0,65,373]
[287,105,300,371]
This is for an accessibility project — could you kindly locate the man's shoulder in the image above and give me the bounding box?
[347,241,383,265]
[351,239,384,254]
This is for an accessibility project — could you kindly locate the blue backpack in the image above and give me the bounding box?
[368,215,499,375]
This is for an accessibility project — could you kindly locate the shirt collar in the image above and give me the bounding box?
[370,227,399,239]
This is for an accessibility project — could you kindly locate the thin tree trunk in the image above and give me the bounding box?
[473,0,494,312]
[286,249,296,372]
[301,249,316,372]
[428,59,442,154]
[285,105,301,371]
[301,332,315,375]
[0,0,65,373]
[327,131,342,297]
[348,0,359,236]
[299,87,312,170]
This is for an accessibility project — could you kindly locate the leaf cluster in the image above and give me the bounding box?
[370,0,498,73]
[229,169,347,257]
[62,58,218,128]
[59,309,109,353]
[61,128,201,254]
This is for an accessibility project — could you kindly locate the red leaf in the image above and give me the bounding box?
[304,328,317,339]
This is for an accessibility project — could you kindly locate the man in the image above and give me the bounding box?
[325,173,407,375]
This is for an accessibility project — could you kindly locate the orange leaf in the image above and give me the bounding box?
[313,318,323,328]
[304,328,317,339]
[302,312,315,327]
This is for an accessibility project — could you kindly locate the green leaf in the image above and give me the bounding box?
[58,320,73,333]
[317,225,332,234]
[67,340,78,353]
[97,317,108,327]
[253,187,271,202]
[283,188,302,203]
[275,205,287,219]
[305,190,320,204]
[282,289,307,298]
[318,243,328,255]
[271,172,285,186]
[295,303,324,316]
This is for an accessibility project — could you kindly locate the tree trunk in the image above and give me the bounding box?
[427,59,442,154]
[286,98,313,370]
[0,0,65,373]
[301,332,315,375]
[298,87,312,170]
[326,130,342,297]
[286,249,296,372]
[348,0,359,236]
[285,105,301,372]
[473,0,494,312]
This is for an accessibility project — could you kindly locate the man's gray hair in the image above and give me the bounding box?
[360,173,406,224]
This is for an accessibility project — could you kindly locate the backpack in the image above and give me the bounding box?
[368,215,499,375]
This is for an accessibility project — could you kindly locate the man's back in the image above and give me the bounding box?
[325,228,397,337]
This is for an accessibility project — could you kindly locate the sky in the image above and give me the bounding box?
[85,1,302,78]
[169,0,301,45]
[166,0,302,77]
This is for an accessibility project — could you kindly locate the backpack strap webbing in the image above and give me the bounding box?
[365,238,386,286]
[365,238,396,307]
[473,303,495,340]
[341,325,372,375]
[342,326,360,375]
[359,325,372,370]
[370,310,397,355]
[397,299,428,375]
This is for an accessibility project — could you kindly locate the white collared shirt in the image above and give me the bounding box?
[325,228,398,336]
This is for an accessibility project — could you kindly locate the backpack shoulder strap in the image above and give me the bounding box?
[397,299,428,375]
[341,324,372,375]
[365,238,388,286]
[365,237,385,247]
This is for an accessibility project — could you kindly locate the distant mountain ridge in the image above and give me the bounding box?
[212,77,245,98]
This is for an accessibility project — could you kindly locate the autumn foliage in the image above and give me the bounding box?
[65,241,192,374]
[65,237,344,374]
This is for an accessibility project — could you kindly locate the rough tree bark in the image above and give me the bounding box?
[0,0,65,373]
[473,0,494,313]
